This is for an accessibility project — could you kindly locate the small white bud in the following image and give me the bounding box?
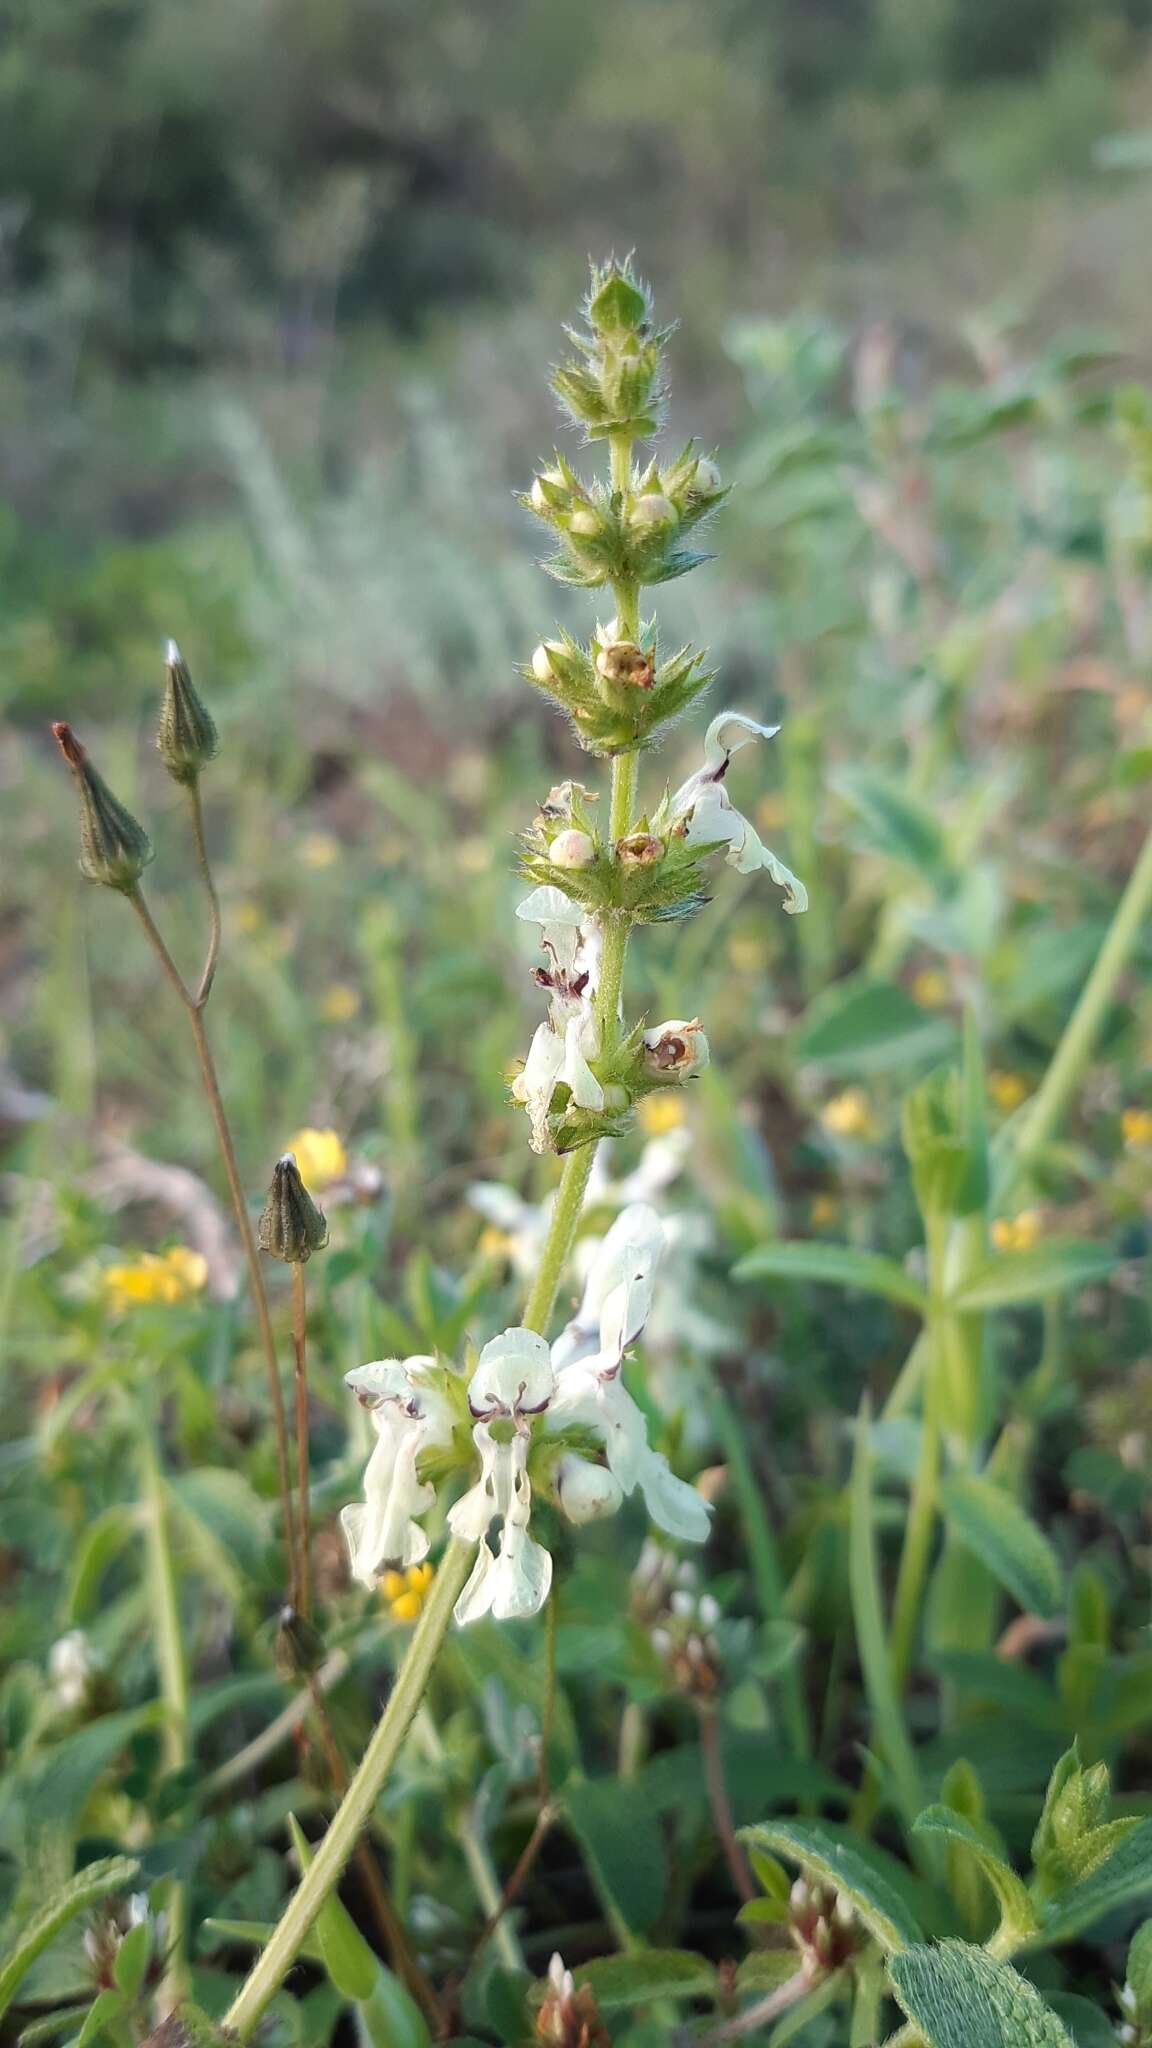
[595,616,620,647]
[630,492,676,530]
[670,1589,695,1617]
[650,1627,672,1658]
[690,456,722,495]
[698,1593,720,1627]
[530,467,563,513]
[532,641,563,683]
[569,506,601,537]
[556,1454,624,1524]
[550,829,596,870]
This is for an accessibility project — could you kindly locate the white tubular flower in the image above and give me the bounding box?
[339,1356,453,1586]
[667,712,808,914]
[550,1201,664,1372]
[642,1018,710,1080]
[450,1328,557,1625]
[513,886,604,1153]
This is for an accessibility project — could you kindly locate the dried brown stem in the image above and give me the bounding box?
[290,1262,312,1620]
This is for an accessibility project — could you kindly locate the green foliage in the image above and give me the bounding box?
[889,1941,1077,2047]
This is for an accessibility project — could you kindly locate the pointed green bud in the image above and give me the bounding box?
[588,260,649,337]
[258,1152,329,1263]
[157,639,218,785]
[274,1602,326,1677]
[52,722,154,893]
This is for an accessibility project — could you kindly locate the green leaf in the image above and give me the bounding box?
[0,1854,139,2017]
[939,1475,1063,1619]
[573,1951,717,2009]
[170,1467,270,1597]
[201,1918,325,1967]
[564,1778,667,1936]
[889,1941,1075,2047]
[67,1506,135,1622]
[1036,1819,1152,1947]
[912,1807,1038,1954]
[848,1408,923,1830]
[733,1240,927,1313]
[833,768,950,878]
[949,1241,1117,1311]
[287,1815,375,2001]
[796,976,956,1074]
[739,1821,922,1954]
[76,1988,128,2048]
[111,1918,151,2002]
[735,1951,802,1993]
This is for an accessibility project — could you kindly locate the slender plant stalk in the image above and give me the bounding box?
[886,1220,947,1693]
[467,1803,556,1973]
[521,1146,598,1335]
[995,819,1152,1206]
[223,1536,474,2037]
[204,1650,350,1795]
[185,783,221,1006]
[139,1414,191,2010]
[290,1263,312,1620]
[697,1706,755,1903]
[697,1969,813,2044]
[413,1706,526,1973]
[127,887,298,1601]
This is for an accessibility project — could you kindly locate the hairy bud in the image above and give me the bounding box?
[616,831,664,867]
[52,723,154,893]
[258,1153,329,1264]
[536,1952,610,2046]
[595,641,654,691]
[157,639,218,785]
[643,1018,710,1080]
[549,829,596,870]
[629,492,676,530]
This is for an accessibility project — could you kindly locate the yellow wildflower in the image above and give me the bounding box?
[1121,1107,1152,1151]
[299,832,340,870]
[820,1089,875,1140]
[478,1226,516,1261]
[233,899,263,935]
[989,1070,1028,1113]
[102,1246,208,1313]
[728,934,770,975]
[321,983,360,1024]
[991,1210,1042,1254]
[637,1094,686,1137]
[756,794,785,832]
[810,1193,840,1229]
[286,1127,348,1192]
[381,1562,434,1622]
[911,968,950,1008]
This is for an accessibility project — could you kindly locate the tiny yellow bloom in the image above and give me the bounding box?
[728,934,770,975]
[321,983,360,1024]
[383,1561,434,1622]
[756,794,785,832]
[233,899,264,935]
[1121,1107,1152,1150]
[989,1070,1028,1113]
[102,1246,208,1313]
[810,1193,840,1229]
[637,1094,686,1137]
[911,968,950,1008]
[820,1089,875,1140]
[991,1210,1042,1253]
[299,832,340,870]
[478,1225,516,1260]
[286,1127,348,1192]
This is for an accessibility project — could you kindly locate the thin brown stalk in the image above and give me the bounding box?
[696,1969,811,2044]
[290,1262,312,1620]
[186,781,222,1006]
[466,1801,557,1973]
[128,887,298,1603]
[698,1704,755,1904]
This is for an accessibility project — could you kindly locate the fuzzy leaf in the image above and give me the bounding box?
[0,1854,139,2017]
[740,1820,921,1954]
[889,1941,1075,2046]
[1035,1820,1152,1947]
[734,1240,928,1313]
[949,1241,1117,1310]
[565,1778,667,1935]
[940,1475,1063,1618]
[912,1807,1038,1953]
[573,1950,717,2009]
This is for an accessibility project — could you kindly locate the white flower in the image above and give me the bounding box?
[339,1356,454,1585]
[555,1453,625,1523]
[642,1018,710,1080]
[550,1201,664,1372]
[664,712,808,914]
[512,886,604,1153]
[49,1630,94,1711]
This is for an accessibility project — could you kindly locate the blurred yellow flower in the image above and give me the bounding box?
[820,1089,875,1140]
[810,1193,840,1228]
[1121,1107,1152,1150]
[991,1210,1042,1253]
[321,983,360,1024]
[478,1225,516,1260]
[381,1561,434,1622]
[756,794,785,832]
[728,933,770,975]
[911,968,950,1008]
[233,899,264,935]
[299,832,340,871]
[989,1070,1029,1113]
[637,1094,685,1136]
[455,836,491,874]
[102,1246,208,1313]
[286,1127,347,1191]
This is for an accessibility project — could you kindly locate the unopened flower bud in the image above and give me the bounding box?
[616,831,663,866]
[52,723,154,892]
[274,1603,327,1678]
[555,1454,624,1524]
[550,829,596,869]
[157,639,218,785]
[602,1082,631,1115]
[595,617,621,646]
[595,641,654,690]
[643,1018,710,1080]
[258,1153,329,1264]
[587,265,649,336]
[630,492,676,530]
[532,641,565,684]
[569,505,601,538]
[689,456,722,495]
[537,1950,609,2046]
[530,467,564,513]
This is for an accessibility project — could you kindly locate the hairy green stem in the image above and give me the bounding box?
[222,1536,474,2037]
[995,819,1152,1206]
[139,1414,190,2009]
[887,1220,947,1693]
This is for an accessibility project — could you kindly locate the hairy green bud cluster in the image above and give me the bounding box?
[520,783,716,927]
[527,618,712,755]
[157,639,219,785]
[550,255,669,442]
[52,723,154,893]
[524,443,725,593]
